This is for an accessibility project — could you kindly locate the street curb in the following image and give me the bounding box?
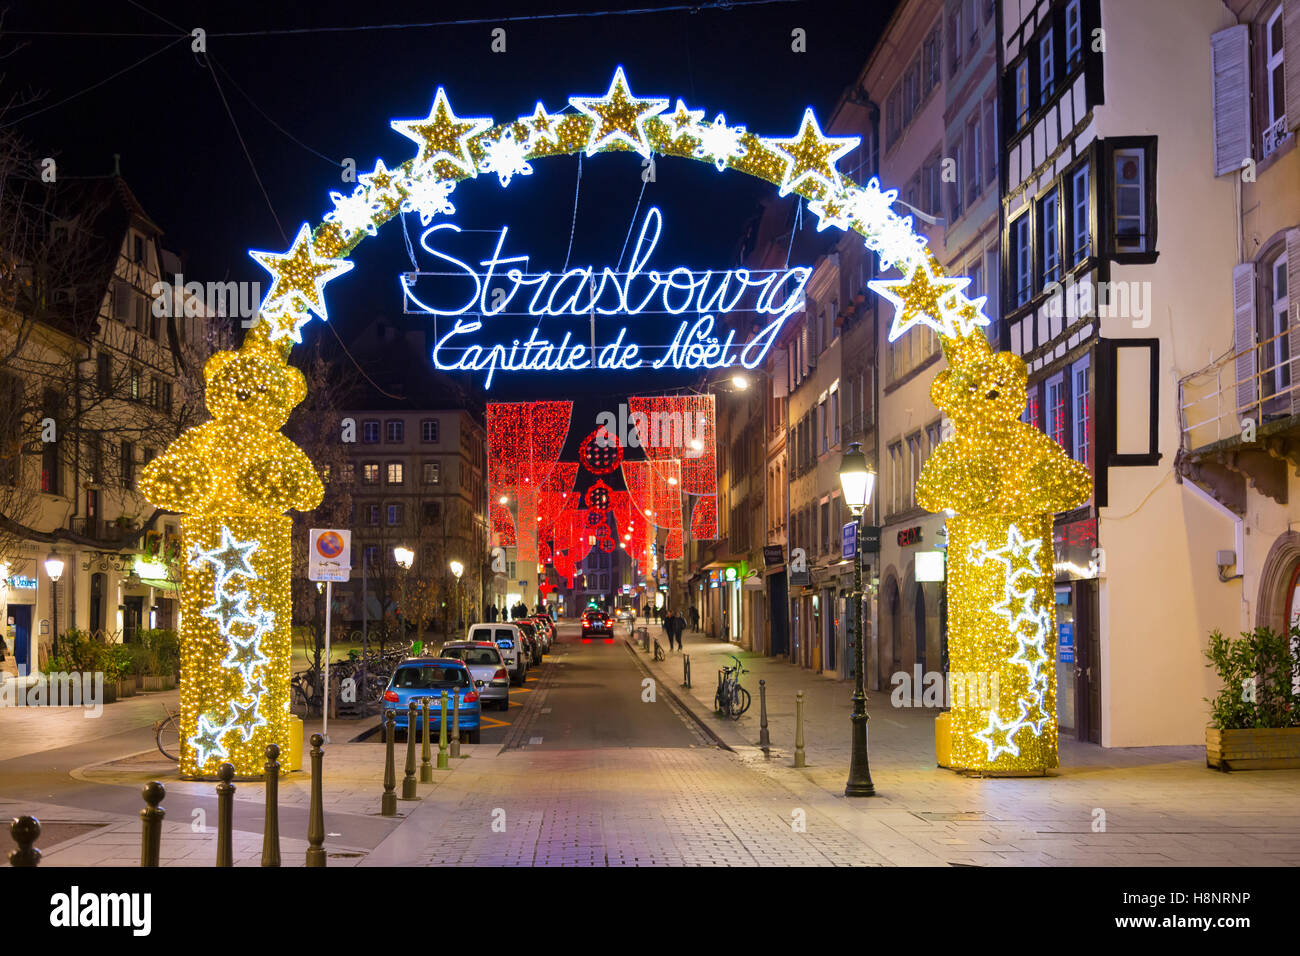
[621,639,732,752]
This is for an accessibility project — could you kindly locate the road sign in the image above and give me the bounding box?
[841,521,857,560]
[307,529,351,582]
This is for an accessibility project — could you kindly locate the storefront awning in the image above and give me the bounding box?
[139,578,179,593]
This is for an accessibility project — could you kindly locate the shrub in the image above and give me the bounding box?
[139,629,180,677]
[1205,626,1300,730]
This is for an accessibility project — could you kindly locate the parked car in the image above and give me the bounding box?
[465,624,528,685]
[529,615,554,651]
[437,641,510,711]
[615,607,635,625]
[515,620,543,665]
[581,610,613,641]
[381,659,481,743]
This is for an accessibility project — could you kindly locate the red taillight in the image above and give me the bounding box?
[463,691,479,703]
[383,690,399,702]
[493,668,507,680]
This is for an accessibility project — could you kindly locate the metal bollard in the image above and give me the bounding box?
[402,702,418,799]
[215,763,235,867]
[794,691,806,768]
[381,710,397,816]
[9,815,41,867]
[683,654,691,688]
[140,782,165,867]
[450,691,461,759]
[420,697,433,783]
[758,680,771,757]
[437,691,450,770]
[262,745,281,867]
[306,733,326,867]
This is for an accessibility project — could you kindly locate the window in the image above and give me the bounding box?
[904,57,922,124]
[1070,163,1091,265]
[1014,59,1030,130]
[907,432,924,507]
[1265,246,1291,397]
[421,418,440,443]
[364,545,379,566]
[97,352,113,393]
[342,462,355,483]
[926,420,942,456]
[423,461,441,485]
[160,381,173,414]
[1112,147,1149,253]
[967,258,984,309]
[385,419,404,443]
[949,8,963,76]
[386,462,404,485]
[966,0,979,47]
[831,387,841,447]
[818,399,828,454]
[1012,213,1032,307]
[1041,189,1061,285]
[888,441,904,514]
[886,87,902,145]
[387,503,404,526]
[983,95,997,185]
[1265,5,1286,128]
[362,462,379,485]
[923,27,941,95]
[133,234,145,264]
[1046,373,1068,452]
[1064,0,1083,69]
[965,110,983,207]
[120,441,134,489]
[362,420,380,443]
[423,500,442,523]
[130,366,142,401]
[948,139,964,222]
[820,500,830,555]
[366,504,380,526]
[1072,355,1092,468]
[1039,30,1056,101]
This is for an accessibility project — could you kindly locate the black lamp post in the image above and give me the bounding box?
[838,442,877,797]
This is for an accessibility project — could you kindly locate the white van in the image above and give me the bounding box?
[465,624,528,686]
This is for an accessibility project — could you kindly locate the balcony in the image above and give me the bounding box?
[1262,114,1291,161]
[1178,326,1300,512]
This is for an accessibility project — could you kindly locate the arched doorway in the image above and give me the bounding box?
[887,576,901,678]
[914,583,927,676]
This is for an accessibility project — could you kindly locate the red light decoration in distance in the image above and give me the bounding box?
[628,395,716,540]
[579,426,623,474]
[586,480,612,510]
[487,402,574,560]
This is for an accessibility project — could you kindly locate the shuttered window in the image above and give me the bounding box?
[1233,262,1259,414]
[1210,25,1252,176]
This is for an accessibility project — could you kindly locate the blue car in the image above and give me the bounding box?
[381,659,482,743]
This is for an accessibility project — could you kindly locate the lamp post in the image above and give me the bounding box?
[44,551,65,659]
[449,560,464,632]
[394,546,414,650]
[838,442,877,797]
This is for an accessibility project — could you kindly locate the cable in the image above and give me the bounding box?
[209,55,341,167]
[318,316,405,401]
[616,175,650,273]
[561,154,582,273]
[197,52,287,245]
[0,35,188,128]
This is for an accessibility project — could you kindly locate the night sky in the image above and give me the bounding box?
[6,0,896,401]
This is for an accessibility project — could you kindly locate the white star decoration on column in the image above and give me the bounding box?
[185,525,276,771]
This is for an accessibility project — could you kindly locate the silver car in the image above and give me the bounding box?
[465,624,528,686]
[437,641,510,711]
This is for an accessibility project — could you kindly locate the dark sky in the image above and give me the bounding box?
[5,0,896,399]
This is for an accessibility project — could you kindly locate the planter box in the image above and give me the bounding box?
[102,680,116,704]
[114,678,135,699]
[141,675,176,691]
[1206,726,1300,771]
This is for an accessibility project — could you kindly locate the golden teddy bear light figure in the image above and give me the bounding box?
[140,324,322,778]
[917,331,1091,775]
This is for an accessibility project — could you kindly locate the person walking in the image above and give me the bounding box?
[661,609,675,651]
[672,612,684,651]
[689,605,699,632]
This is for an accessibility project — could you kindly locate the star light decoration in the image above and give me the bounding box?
[250,223,354,343]
[399,175,457,226]
[869,257,970,342]
[479,128,534,186]
[520,101,564,152]
[184,524,276,770]
[568,66,668,158]
[692,114,748,172]
[763,107,859,197]
[391,86,493,177]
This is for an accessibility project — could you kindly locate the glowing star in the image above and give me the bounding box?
[359,158,407,205]
[1017,697,1052,735]
[222,632,271,682]
[391,86,493,177]
[189,526,259,589]
[227,698,267,742]
[974,711,1024,761]
[250,223,354,329]
[520,101,563,152]
[664,98,705,140]
[984,525,1043,585]
[201,589,252,633]
[692,114,748,172]
[951,293,993,337]
[808,191,853,232]
[479,129,534,187]
[1009,627,1050,681]
[991,584,1039,631]
[870,257,970,342]
[400,176,457,226]
[764,107,859,197]
[568,66,668,158]
[188,714,229,767]
[244,675,268,700]
[325,186,381,240]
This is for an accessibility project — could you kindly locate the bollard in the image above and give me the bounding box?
[262,745,281,867]
[758,680,771,757]
[306,733,326,867]
[215,763,235,867]
[683,653,691,688]
[381,710,397,816]
[420,697,433,783]
[436,691,450,770]
[402,702,418,799]
[140,781,165,867]
[9,815,40,867]
[794,691,806,768]
[450,690,462,759]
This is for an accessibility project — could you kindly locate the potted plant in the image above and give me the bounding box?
[1204,625,1300,770]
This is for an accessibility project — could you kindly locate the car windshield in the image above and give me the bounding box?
[439,646,501,666]
[390,665,469,689]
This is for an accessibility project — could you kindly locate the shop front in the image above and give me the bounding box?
[1054,517,1101,743]
[2,567,38,676]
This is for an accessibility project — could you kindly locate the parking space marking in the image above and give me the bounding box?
[479,715,511,730]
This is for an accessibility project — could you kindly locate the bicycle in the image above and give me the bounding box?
[653,638,666,662]
[714,655,751,720]
[154,703,180,761]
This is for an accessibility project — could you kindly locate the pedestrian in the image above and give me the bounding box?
[689,605,699,632]
[661,609,674,651]
[670,612,683,651]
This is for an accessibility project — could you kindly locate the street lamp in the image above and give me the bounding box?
[449,559,464,631]
[838,442,877,797]
[394,546,414,649]
[45,550,64,659]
